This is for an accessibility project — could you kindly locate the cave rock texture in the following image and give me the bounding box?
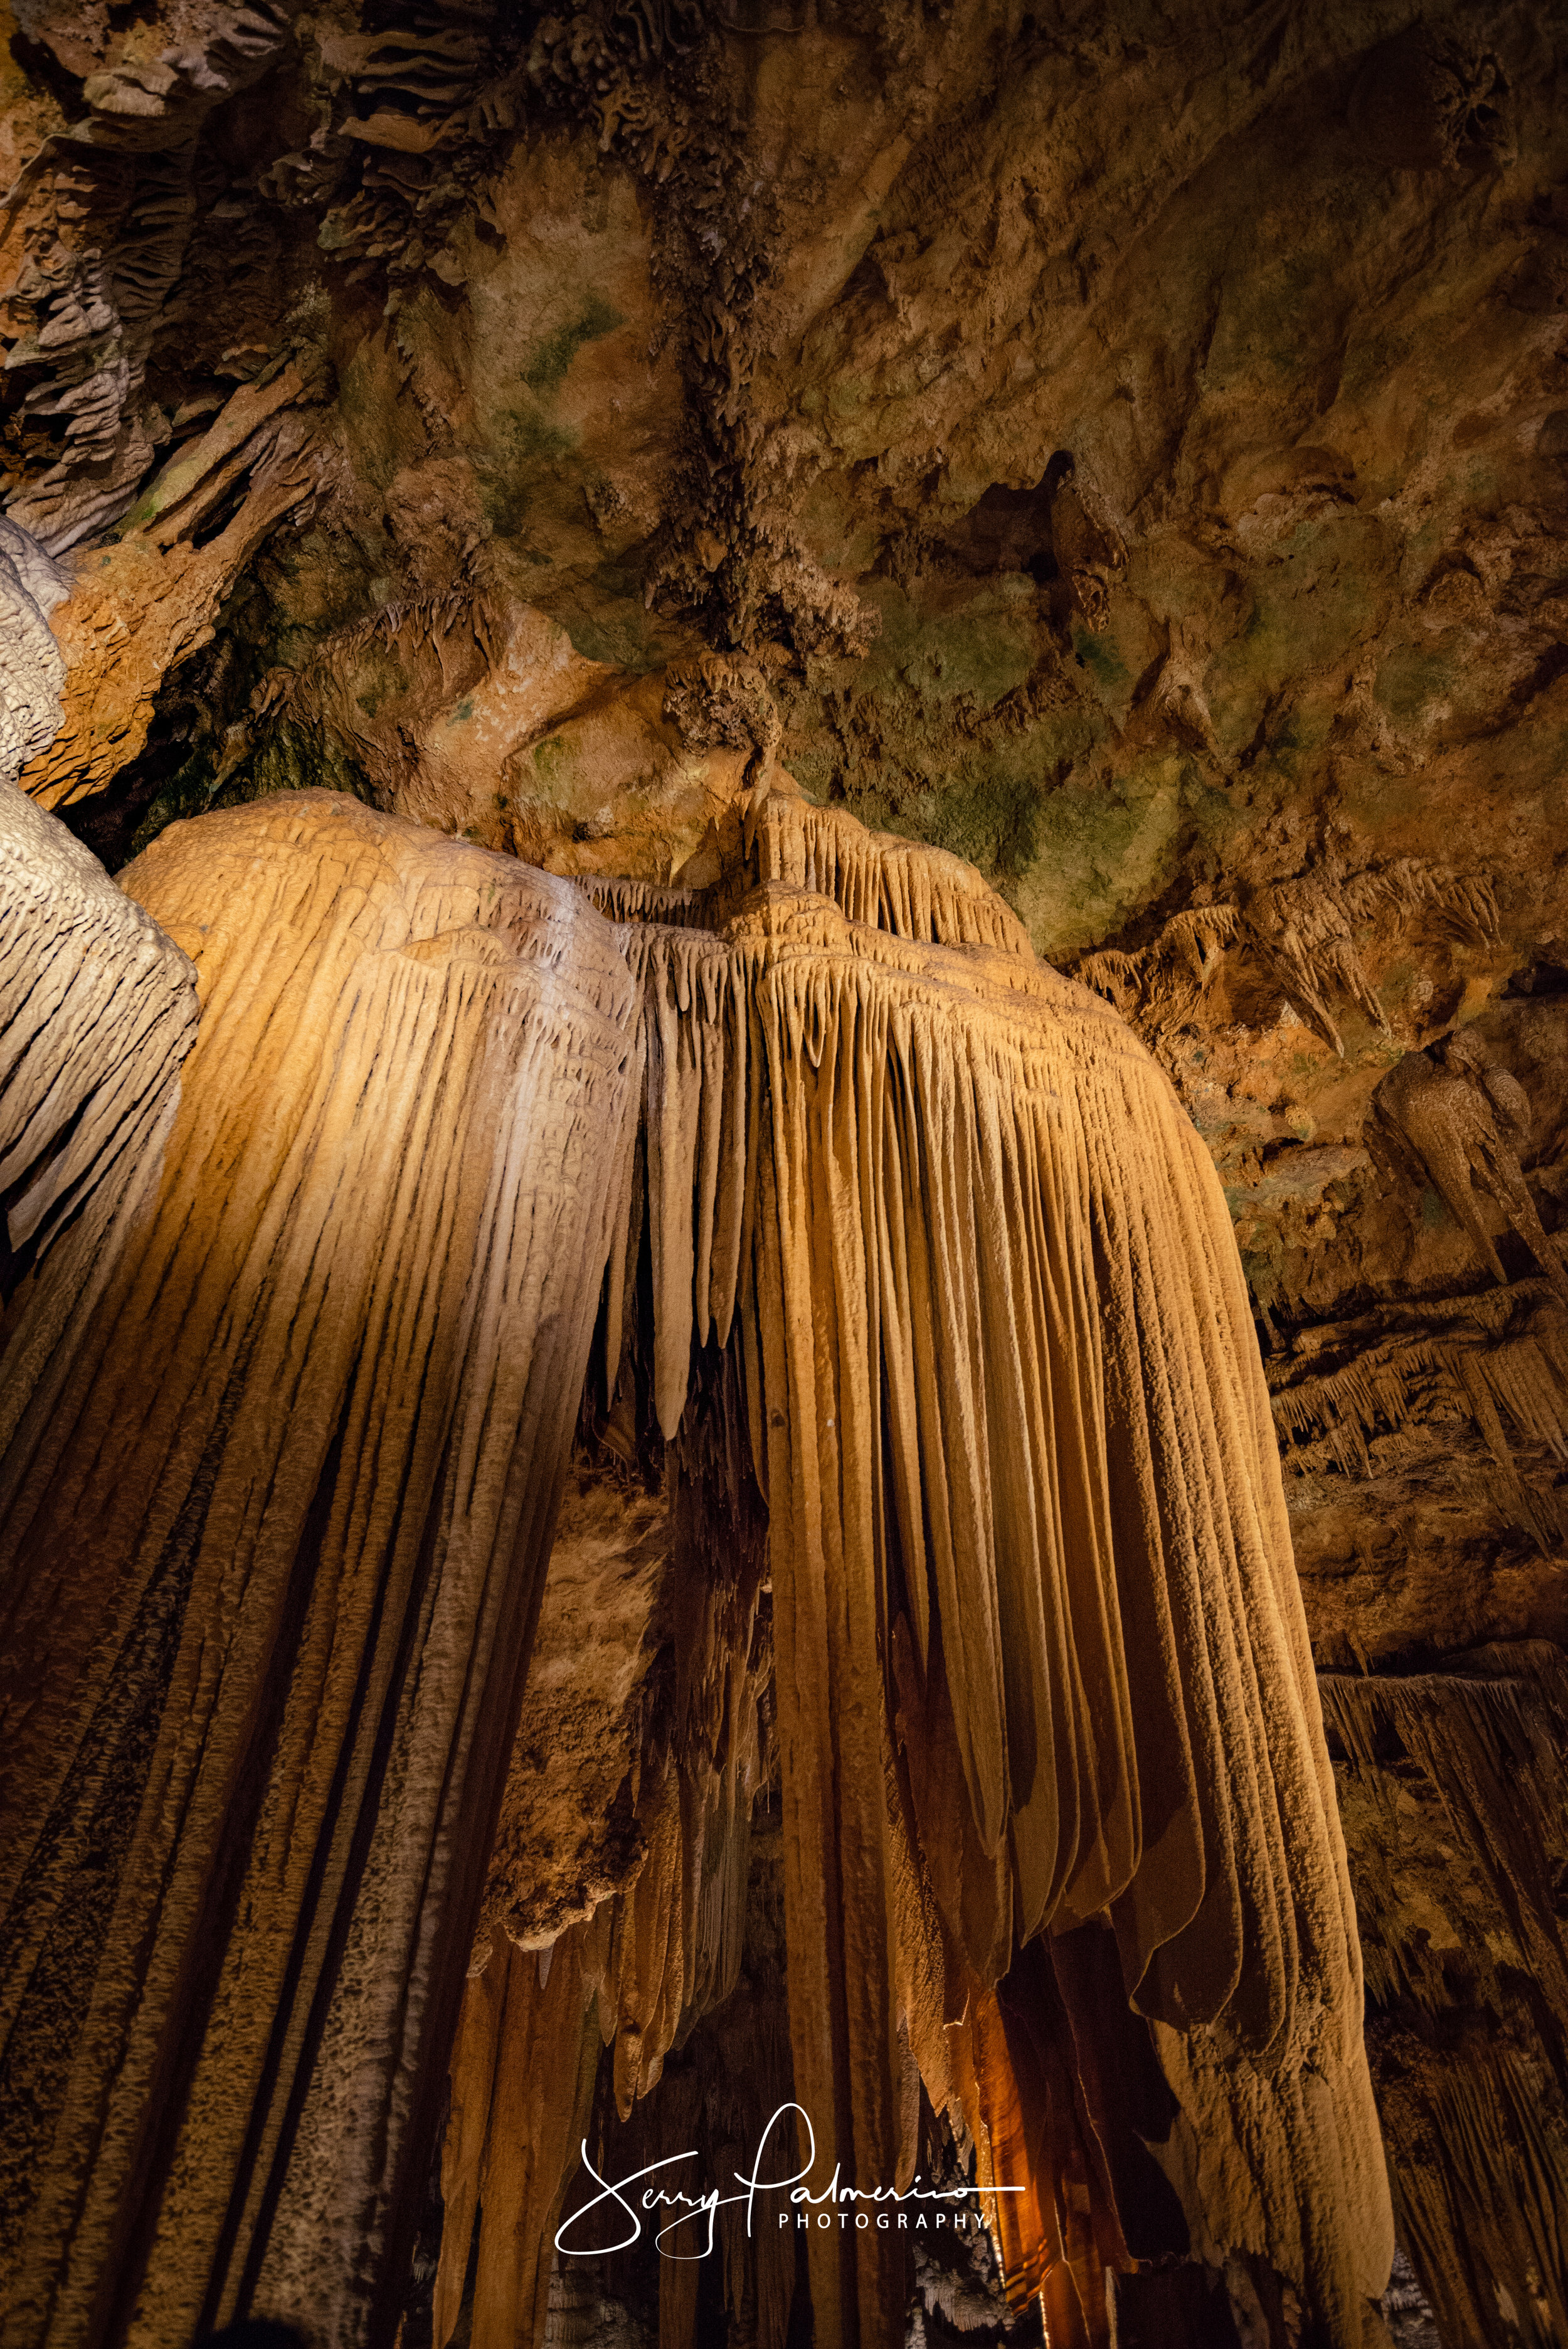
[2,779,1392,2349]
[4,3,1568,2348]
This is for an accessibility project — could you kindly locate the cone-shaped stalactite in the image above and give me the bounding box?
[2,782,1391,2349]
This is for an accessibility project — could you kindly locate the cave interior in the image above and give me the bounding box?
[4,6,1568,2349]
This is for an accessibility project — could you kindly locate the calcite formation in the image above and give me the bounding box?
[0,507,199,1457]
[1,795,641,2348]
[4,0,1568,2344]
[1,776,1392,2349]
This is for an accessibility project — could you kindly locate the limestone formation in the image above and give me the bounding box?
[1375,1029,1568,1305]
[19,368,326,814]
[0,764,198,1461]
[1,783,1392,2349]
[1,794,641,2348]
[4,3,1568,2343]
[0,517,66,778]
[1324,1648,1568,2349]
[440,1357,774,2349]
[2,0,302,553]
[0,507,198,1458]
[417,785,1394,2349]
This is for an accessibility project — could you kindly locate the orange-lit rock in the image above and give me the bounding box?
[4,2,1568,2340]
[0,793,640,2348]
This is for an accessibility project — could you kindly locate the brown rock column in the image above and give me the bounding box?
[0,792,640,2349]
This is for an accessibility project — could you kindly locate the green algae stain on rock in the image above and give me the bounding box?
[1010,750,1193,960]
[554,597,674,674]
[520,297,625,399]
[476,408,581,535]
[529,733,572,800]
[1204,514,1392,756]
[347,641,414,721]
[1072,622,1131,698]
[852,579,1040,709]
[916,758,1047,882]
[1374,642,1456,728]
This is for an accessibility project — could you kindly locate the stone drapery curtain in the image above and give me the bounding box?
[0,787,1391,2349]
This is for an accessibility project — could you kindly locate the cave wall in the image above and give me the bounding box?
[3,1,1568,2345]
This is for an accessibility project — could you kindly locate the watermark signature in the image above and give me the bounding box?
[554,2101,1021,2261]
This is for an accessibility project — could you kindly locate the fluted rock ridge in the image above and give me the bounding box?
[1,793,640,2349]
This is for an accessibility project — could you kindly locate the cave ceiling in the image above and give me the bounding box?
[9,0,1558,1674]
[4,3,1568,2347]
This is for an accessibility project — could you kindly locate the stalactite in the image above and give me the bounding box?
[1077,860,1494,1048]
[586,877,714,930]
[586,780,1034,960]
[1399,2057,1568,2349]
[0,792,641,2349]
[21,368,326,812]
[1382,2050,1568,2349]
[742,914,1375,2341]
[741,785,1034,952]
[1323,1660,1568,2025]
[3,777,1392,2349]
[1244,861,1498,1055]
[1269,1276,1568,1546]
[942,1954,1125,2345]
[1340,857,1499,945]
[1375,1027,1568,1304]
[570,785,1392,2347]
[1323,1648,1568,2346]
[1077,904,1238,1024]
[1241,873,1389,1055]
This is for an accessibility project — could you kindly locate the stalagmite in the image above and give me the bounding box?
[0,793,641,2349]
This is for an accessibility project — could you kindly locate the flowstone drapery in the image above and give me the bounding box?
[1,783,1391,2349]
[437,780,1394,2349]
[1,795,642,2349]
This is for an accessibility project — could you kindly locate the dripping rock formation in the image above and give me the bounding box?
[3,4,1568,2347]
